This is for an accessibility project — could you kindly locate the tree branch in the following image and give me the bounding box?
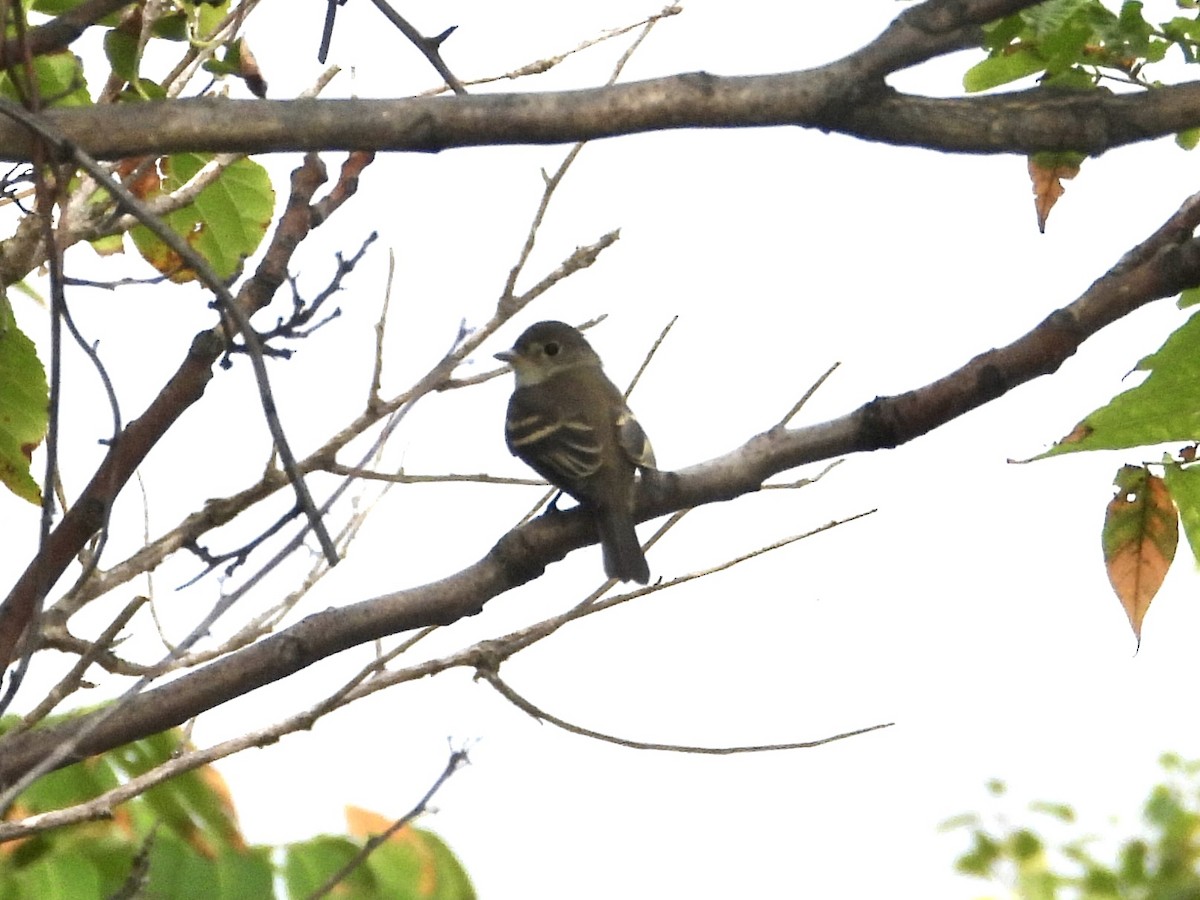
[1,153,366,680]
[0,71,1189,162]
[3,187,1200,789]
[0,0,1185,164]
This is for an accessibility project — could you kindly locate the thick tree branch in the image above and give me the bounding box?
[3,188,1200,788]
[0,74,1192,162]
[0,0,1171,164]
[0,0,132,64]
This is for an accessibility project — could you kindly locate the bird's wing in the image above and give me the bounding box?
[506,406,604,483]
[616,407,656,471]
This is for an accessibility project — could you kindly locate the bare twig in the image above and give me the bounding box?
[480,670,892,754]
[777,361,841,428]
[307,750,470,900]
[18,595,148,732]
[365,0,466,95]
[61,230,619,613]
[626,316,677,399]
[0,100,339,573]
[327,466,544,486]
[418,6,684,97]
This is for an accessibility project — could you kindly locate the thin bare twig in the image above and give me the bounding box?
[777,361,841,428]
[762,458,843,489]
[17,595,148,733]
[332,512,877,716]
[365,0,466,95]
[418,5,684,97]
[481,670,892,754]
[0,100,339,573]
[307,750,470,900]
[626,316,677,399]
[0,615,442,844]
[327,466,543,486]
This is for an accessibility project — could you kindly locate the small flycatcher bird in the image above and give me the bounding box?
[496,321,656,583]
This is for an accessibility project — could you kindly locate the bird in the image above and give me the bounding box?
[496,321,656,583]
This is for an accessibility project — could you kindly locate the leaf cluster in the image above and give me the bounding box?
[1043,306,1200,640]
[0,718,475,900]
[947,754,1200,899]
[0,0,274,505]
[965,0,1178,92]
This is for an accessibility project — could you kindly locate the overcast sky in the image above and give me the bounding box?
[9,1,1200,897]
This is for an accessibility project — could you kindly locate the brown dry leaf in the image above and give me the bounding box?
[1028,155,1080,233]
[1102,465,1179,642]
[237,39,267,98]
[113,156,162,200]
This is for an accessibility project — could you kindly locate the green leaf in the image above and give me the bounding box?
[102,29,138,83]
[1011,828,1045,861]
[1023,0,1103,37]
[963,47,1048,91]
[956,831,1003,876]
[1030,800,1077,823]
[0,51,90,108]
[1177,127,1200,151]
[1144,783,1186,829]
[937,812,982,832]
[152,13,191,42]
[214,847,274,899]
[1043,310,1200,456]
[16,751,120,811]
[130,153,275,283]
[88,231,125,256]
[29,0,121,20]
[1040,65,1099,89]
[195,1,232,40]
[1179,285,1200,307]
[1040,20,1096,74]
[0,300,48,504]
[284,836,374,899]
[0,716,476,900]
[367,829,476,900]
[1119,839,1149,885]
[981,15,1027,52]
[1162,462,1200,565]
[12,848,103,900]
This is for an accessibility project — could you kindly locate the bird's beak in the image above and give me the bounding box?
[494,349,516,363]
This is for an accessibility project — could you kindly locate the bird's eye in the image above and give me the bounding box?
[544,342,559,357]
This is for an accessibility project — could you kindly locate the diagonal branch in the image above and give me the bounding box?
[3,187,1200,788]
[0,152,368,689]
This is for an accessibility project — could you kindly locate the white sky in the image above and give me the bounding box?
[7,0,1200,897]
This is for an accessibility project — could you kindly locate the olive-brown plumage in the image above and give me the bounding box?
[496,321,656,583]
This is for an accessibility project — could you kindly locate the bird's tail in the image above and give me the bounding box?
[596,506,649,584]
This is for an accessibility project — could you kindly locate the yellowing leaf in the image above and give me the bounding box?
[1102,465,1178,642]
[129,153,275,283]
[1028,153,1082,233]
[345,804,393,838]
